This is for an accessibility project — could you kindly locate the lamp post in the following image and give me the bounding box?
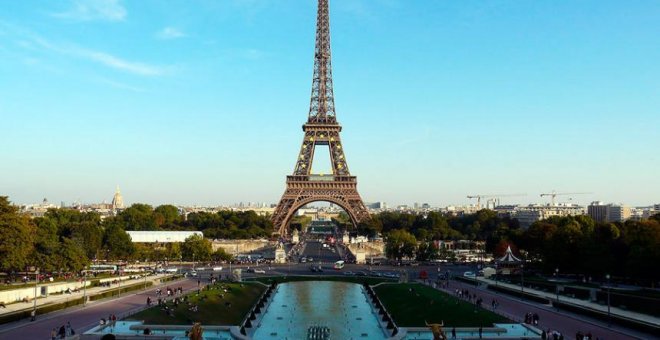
[32,268,39,321]
[82,268,87,307]
[117,265,122,298]
[606,274,611,326]
[520,264,524,295]
[555,268,559,302]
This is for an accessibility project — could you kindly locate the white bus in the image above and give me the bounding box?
[89,264,118,273]
[333,261,345,270]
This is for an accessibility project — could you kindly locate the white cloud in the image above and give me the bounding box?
[82,50,164,76]
[20,32,165,76]
[157,27,186,40]
[53,0,127,22]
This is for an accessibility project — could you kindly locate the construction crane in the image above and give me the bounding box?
[467,194,527,210]
[540,191,593,206]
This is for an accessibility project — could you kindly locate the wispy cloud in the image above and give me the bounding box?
[82,50,163,76]
[10,26,166,77]
[156,27,186,40]
[52,0,127,22]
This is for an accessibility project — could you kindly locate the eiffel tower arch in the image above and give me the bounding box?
[272,0,369,236]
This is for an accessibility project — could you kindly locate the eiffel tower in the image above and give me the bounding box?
[271,0,369,236]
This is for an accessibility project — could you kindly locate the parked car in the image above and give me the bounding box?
[463,271,476,278]
[254,269,266,274]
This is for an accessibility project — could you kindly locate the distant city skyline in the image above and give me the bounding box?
[1,1,658,207]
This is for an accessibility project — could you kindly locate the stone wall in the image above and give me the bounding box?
[212,239,275,255]
[0,280,91,304]
[346,241,385,257]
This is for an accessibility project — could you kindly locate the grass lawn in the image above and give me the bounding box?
[247,275,395,286]
[126,282,265,325]
[374,283,509,327]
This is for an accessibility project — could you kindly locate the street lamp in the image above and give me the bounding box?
[520,264,524,295]
[555,268,560,302]
[606,274,611,326]
[32,268,39,321]
[82,268,87,307]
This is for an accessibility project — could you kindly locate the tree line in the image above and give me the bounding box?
[0,197,265,274]
[366,210,660,282]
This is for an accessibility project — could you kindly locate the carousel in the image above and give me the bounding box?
[496,245,522,275]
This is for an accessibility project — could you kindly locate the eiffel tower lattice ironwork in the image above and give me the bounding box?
[271,0,369,236]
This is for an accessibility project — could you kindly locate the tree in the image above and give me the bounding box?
[416,241,438,261]
[154,205,181,228]
[212,248,233,262]
[120,204,157,231]
[71,221,103,259]
[385,229,417,261]
[102,224,134,260]
[55,238,88,272]
[181,234,212,261]
[32,216,60,272]
[0,197,36,272]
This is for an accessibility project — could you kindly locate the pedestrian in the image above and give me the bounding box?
[452,327,456,339]
[66,321,72,336]
[50,327,57,340]
[30,309,35,321]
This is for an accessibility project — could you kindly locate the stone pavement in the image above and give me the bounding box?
[0,274,172,317]
[0,277,199,339]
[427,279,653,339]
[476,277,660,328]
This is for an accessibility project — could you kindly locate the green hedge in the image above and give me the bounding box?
[487,284,552,304]
[0,297,84,325]
[594,290,659,316]
[159,275,183,284]
[89,282,153,302]
[454,276,479,286]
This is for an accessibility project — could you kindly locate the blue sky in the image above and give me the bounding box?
[1,0,658,207]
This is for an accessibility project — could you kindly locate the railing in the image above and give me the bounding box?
[287,175,356,182]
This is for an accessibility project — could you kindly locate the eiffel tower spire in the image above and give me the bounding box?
[308,0,336,123]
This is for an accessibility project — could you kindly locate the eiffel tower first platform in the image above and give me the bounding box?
[271,0,369,237]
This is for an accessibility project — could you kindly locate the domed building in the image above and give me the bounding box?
[111,186,125,211]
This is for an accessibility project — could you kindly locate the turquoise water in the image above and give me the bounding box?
[91,321,233,339]
[404,324,541,339]
[251,281,387,339]
[86,284,540,340]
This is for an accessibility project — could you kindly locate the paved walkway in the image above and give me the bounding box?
[0,277,199,339]
[429,279,652,340]
[477,277,660,327]
[0,274,171,316]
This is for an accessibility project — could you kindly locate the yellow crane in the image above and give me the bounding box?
[467,194,526,210]
[539,191,592,206]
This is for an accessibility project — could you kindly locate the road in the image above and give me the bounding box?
[299,240,342,264]
[0,278,199,339]
[2,263,653,340]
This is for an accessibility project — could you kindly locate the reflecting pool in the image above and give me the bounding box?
[252,281,387,339]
